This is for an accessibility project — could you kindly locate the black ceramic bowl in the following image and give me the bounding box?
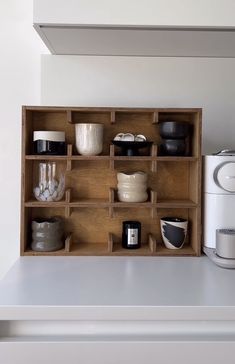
[159,121,190,139]
[33,140,67,155]
[160,139,186,156]
[112,140,153,156]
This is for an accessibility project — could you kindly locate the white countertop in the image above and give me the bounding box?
[1,255,235,320]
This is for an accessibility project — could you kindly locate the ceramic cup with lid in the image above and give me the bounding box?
[75,123,104,155]
[33,131,66,155]
[117,171,148,202]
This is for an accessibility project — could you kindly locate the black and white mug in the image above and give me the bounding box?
[160,217,188,249]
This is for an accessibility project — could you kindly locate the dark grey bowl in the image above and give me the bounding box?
[160,139,186,156]
[159,121,190,139]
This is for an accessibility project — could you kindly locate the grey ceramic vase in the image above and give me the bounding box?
[31,217,64,252]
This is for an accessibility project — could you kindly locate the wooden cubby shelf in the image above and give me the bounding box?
[21,106,202,256]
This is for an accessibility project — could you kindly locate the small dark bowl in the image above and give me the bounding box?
[112,140,153,156]
[160,139,186,156]
[33,140,67,155]
[159,121,190,139]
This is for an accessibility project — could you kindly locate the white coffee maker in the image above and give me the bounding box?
[203,150,235,268]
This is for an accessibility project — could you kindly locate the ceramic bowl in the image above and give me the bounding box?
[160,139,186,156]
[159,121,190,139]
[117,171,148,202]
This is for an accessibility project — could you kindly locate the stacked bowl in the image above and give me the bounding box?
[159,121,190,156]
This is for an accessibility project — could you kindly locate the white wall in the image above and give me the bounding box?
[41,55,235,154]
[0,0,48,279]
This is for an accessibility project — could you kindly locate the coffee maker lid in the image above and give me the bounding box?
[213,149,235,156]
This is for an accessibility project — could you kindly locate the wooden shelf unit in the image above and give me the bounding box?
[21,106,202,256]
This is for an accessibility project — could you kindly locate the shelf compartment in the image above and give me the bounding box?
[158,110,202,158]
[71,110,112,155]
[21,206,67,255]
[70,242,109,256]
[156,244,196,256]
[108,233,156,255]
[66,160,114,202]
[110,189,157,215]
[23,109,71,155]
[156,207,200,256]
[157,160,199,204]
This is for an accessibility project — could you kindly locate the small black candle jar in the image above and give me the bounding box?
[122,221,141,249]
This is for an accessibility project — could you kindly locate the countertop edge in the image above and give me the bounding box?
[1,305,235,321]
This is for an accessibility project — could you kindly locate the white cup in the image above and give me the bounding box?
[160,217,188,249]
[75,123,104,155]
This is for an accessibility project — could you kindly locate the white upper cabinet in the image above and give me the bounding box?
[33,0,235,56]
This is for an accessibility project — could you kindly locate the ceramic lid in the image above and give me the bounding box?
[33,131,65,142]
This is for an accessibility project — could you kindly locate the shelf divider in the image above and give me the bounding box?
[66,110,72,123]
[66,144,72,171]
[148,234,157,253]
[110,111,116,124]
[109,144,115,170]
[108,233,114,253]
[109,188,115,218]
[151,144,158,172]
[152,111,158,124]
[65,234,72,252]
[65,189,71,217]
[150,189,157,218]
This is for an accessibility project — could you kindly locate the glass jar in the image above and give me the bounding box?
[33,162,65,202]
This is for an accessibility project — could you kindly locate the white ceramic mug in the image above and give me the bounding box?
[160,217,188,249]
[75,123,104,155]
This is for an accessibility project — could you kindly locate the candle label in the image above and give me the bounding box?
[127,229,139,245]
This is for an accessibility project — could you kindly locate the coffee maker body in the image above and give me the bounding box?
[203,152,235,268]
